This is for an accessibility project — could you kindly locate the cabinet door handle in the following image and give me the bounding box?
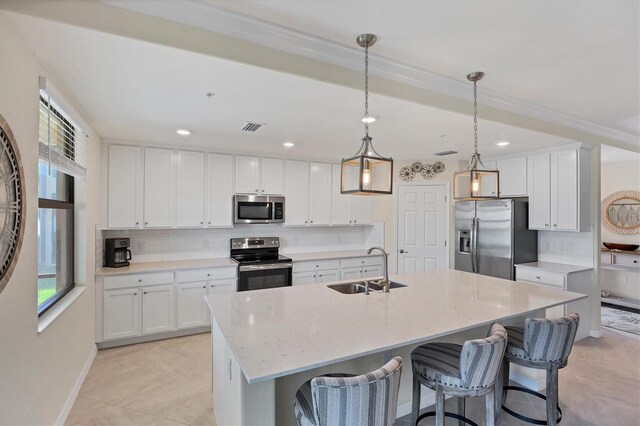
[304,220,308,224]
[203,285,206,289]
[143,291,147,295]
[553,224,558,227]
[310,220,314,223]
[133,292,137,296]
[208,221,211,225]
[200,221,203,225]
[261,190,264,193]
[145,222,148,225]
[138,279,142,283]
[634,260,638,264]
[255,189,259,193]
[135,222,139,226]
[536,276,541,279]
[349,220,352,224]
[354,220,357,223]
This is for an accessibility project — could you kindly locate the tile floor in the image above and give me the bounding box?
[67,328,639,425]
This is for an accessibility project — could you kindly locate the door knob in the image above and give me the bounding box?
[400,249,408,254]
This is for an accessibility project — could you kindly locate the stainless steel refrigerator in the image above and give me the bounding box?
[455,199,537,280]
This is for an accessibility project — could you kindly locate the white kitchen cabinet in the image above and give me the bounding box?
[261,158,284,195]
[309,163,332,225]
[284,160,310,225]
[317,269,340,283]
[206,153,234,227]
[209,279,237,295]
[528,148,589,231]
[144,148,175,228]
[176,150,205,227]
[481,160,498,197]
[362,266,383,279]
[177,281,209,329]
[330,164,374,226]
[341,266,363,281]
[292,271,318,286]
[497,156,527,197]
[293,269,340,285]
[103,288,140,340]
[352,196,374,225]
[235,156,284,195]
[141,284,175,334]
[108,144,143,228]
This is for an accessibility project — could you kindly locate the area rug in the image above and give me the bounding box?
[601,306,640,336]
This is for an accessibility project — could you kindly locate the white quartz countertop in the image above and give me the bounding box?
[515,261,593,274]
[284,250,384,262]
[96,258,237,276]
[205,269,586,384]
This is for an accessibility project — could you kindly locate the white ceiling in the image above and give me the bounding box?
[601,144,640,163]
[207,0,640,136]
[9,12,579,161]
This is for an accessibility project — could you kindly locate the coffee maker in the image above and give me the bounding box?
[104,238,132,268]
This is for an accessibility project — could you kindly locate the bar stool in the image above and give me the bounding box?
[500,313,580,426]
[410,323,507,426]
[294,356,403,426]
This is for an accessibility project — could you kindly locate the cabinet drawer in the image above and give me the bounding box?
[177,267,237,283]
[601,253,612,265]
[104,272,174,290]
[516,268,565,288]
[341,256,382,268]
[293,259,340,272]
[612,254,640,269]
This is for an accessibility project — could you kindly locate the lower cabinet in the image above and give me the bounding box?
[177,281,209,329]
[341,266,382,280]
[293,269,340,285]
[341,266,363,281]
[292,256,383,285]
[141,284,175,335]
[104,288,140,340]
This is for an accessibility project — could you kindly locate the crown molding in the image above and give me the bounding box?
[105,0,638,146]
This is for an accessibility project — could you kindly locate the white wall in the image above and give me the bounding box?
[0,13,101,425]
[600,159,640,245]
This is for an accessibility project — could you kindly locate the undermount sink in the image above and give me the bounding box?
[327,281,408,294]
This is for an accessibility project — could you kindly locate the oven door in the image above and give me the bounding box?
[237,263,292,292]
[235,201,273,224]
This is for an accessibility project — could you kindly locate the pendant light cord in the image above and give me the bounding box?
[364,41,369,137]
[473,79,478,155]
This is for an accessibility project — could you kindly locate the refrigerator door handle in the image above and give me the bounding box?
[471,217,477,273]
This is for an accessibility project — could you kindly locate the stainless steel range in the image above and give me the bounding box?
[231,237,292,292]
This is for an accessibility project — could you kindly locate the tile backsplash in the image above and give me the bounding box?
[102,223,384,264]
[537,230,594,267]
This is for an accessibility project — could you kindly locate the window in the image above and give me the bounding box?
[37,96,76,316]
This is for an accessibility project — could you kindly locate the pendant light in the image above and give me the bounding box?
[453,72,500,199]
[341,33,393,195]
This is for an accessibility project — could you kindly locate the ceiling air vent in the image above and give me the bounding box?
[241,121,266,132]
[434,150,458,156]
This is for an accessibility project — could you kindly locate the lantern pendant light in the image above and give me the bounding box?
[453,72,500,199]
[341,33,393,195]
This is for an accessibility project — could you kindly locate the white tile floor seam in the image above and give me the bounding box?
[67,329,640,425]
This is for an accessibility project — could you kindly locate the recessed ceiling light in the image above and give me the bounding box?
[496,141,510,146]
[361,115,377,123]
[283,142,295,148]
[176,129,191,136]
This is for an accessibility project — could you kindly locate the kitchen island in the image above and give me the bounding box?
[205,269,587,425]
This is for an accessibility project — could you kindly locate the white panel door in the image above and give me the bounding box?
[498,156,527,197]
[309,163,332,225]
[141,284,175,335]
[317,269,340,283]
[397,185,447,274]
[293,271,317,285]
[144,148,175,227]
[108,145,143,228]
[177,281,209,329]
[261,158,284,195]
[284,160,310,225]
[352,196,373,225]
[235,156,260,194]
[527,153,551,230]
[551,149,578,231]
[206,153,234,227]
[331,164,352,225]
[341,267,362,281]
[104,288,140,340]
[176,151,205,227]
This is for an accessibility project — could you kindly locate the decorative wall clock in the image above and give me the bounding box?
[0,114,25,295]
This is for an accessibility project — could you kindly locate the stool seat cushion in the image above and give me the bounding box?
[504,326,527,359]
[411,343,463,388]
[295,373,354,426]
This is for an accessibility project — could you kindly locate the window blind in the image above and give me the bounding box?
[38,77,87,178]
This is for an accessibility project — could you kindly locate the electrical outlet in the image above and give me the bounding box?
[620,275,628,284]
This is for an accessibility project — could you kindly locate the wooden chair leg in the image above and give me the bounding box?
[501,359,510,404]
[546,366,559,426]
[495,361,504,423]
[411,375,421,425]
[485,387,496,426]
[457,397,466,426]
[435,384,445,426]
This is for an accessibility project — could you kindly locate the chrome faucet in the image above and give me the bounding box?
[367,246,390,292]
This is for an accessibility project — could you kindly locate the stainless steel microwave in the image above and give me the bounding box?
[234,195,285,224]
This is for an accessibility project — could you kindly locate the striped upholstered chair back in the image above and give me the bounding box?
[460,323,508,389]
[523,312,580,363]
[309,356,402,426]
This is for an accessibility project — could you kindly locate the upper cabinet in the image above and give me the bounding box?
[528,147,590,232]
[284,160,310,226]
[309,163,332,225]
[483,156,527,197]
[330,164,373,226]
[144,148,175,228]
[206,153,233,227]
[234,156,283,195]
[176,151,205,227]
[107,144,143,228]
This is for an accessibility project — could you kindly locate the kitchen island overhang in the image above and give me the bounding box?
[205,270,588,425]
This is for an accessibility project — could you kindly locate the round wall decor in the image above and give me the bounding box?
[0,114,26,295]
[601,190,640,235]
[399,161,445,182]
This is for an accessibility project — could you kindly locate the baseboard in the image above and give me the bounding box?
[590,329,604,338]
[55,344,97,426]
[97,326,210,349]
